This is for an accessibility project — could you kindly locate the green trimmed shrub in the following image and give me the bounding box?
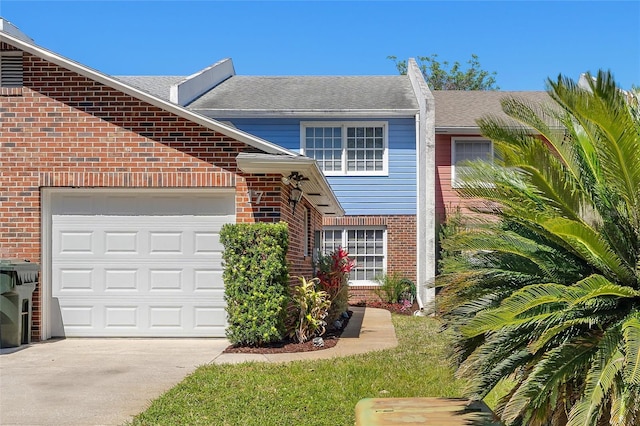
[220,222,290,346]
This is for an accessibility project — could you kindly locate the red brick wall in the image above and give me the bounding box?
[387,215,417,282]
[283,193,323,284]
[0,49,318,339]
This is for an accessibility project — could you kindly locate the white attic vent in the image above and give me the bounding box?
[1,52,23,88]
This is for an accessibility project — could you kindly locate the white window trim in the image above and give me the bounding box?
[323,225,387,286]
[301,121,389,176]
[451,137,494,188]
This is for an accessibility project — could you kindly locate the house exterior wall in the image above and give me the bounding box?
[215,116,419,299]
[436,133,494,224]
[436,133,465,222]
[283,194,323,282]
[218,117,418,215]
[0,48,321,339]
[323,214,416,301]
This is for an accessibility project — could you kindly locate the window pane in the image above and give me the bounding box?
[305,126,343,172]
[455,140,492,165]
[345,126,385,172]
[338,227,386,283]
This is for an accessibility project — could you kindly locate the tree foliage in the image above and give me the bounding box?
[437,71,640,425]
[388,54,498,90]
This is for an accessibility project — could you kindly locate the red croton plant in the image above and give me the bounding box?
[315,247,355,323]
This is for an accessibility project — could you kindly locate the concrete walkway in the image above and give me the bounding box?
[0,307,396,425]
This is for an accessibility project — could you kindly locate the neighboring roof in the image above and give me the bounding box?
[187,75,420,117]
[115,76,184,102]
[434,90,553,132]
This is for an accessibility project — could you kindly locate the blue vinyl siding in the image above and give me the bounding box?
[221,117,417,215]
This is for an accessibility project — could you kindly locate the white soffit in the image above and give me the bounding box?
[236,153,344,217]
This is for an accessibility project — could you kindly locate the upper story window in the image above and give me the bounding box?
[301,122,388,176]
[452,137,493,187]
[0,52,23,88]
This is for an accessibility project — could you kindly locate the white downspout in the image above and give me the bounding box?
[408,58,436,315]
[414,114,425,313]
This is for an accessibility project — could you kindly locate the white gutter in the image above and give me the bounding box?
[0,31,296,157]
[195,109,419,119]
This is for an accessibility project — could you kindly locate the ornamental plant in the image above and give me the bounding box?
[287,276,331,343]
[438,72,640,426]
[374,271,416,304]
[316,247,355,323]
[220,222,289,346]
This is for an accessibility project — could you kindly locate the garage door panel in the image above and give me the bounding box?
[105,306,138,327]
[104,232,138,254]
[104,269,138,291]
[194,232,223,253]
[59,231,94,254]
[57,268,94,292]
[60,306,95,328]
[59,301,228,337]
[50,191,233,337]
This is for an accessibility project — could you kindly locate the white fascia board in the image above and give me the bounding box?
[0,32,296,157]
[436,127,483,134]
[194,109,419,119]
[236,153,345,217]
[436,125,563,135]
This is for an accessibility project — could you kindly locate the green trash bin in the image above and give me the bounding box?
[0,259,39,348]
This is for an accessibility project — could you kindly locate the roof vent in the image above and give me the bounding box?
[1,53,23,87]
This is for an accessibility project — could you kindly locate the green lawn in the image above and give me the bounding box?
[129,314,467,426]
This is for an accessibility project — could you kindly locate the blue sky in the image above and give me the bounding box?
[1,1,638,90]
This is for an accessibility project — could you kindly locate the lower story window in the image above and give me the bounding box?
[322,227,386,285]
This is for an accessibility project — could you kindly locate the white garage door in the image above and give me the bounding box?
[50,190,234,337]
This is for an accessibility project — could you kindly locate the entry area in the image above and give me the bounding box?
[47,189,235,337]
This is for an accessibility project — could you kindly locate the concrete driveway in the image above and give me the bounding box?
[0,338,229,425]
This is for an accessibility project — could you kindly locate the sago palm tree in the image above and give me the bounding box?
[437,71,640,426]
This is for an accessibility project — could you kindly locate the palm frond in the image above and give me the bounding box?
[622,313,640,385]
[566,326,625,426]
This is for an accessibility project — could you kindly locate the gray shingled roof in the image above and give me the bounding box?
[115,76,184,102]
[114,76,555,128]
[434,90,553,128]
[187,76,419,112]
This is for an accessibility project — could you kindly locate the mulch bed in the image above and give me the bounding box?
[223,311,352,354]
[223,301,418,355]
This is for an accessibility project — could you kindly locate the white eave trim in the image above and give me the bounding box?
[436,125,563,135]
[436,126,483,134]
[236,153,345,217]
[0,32,295,157]
[195,109,419,119]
